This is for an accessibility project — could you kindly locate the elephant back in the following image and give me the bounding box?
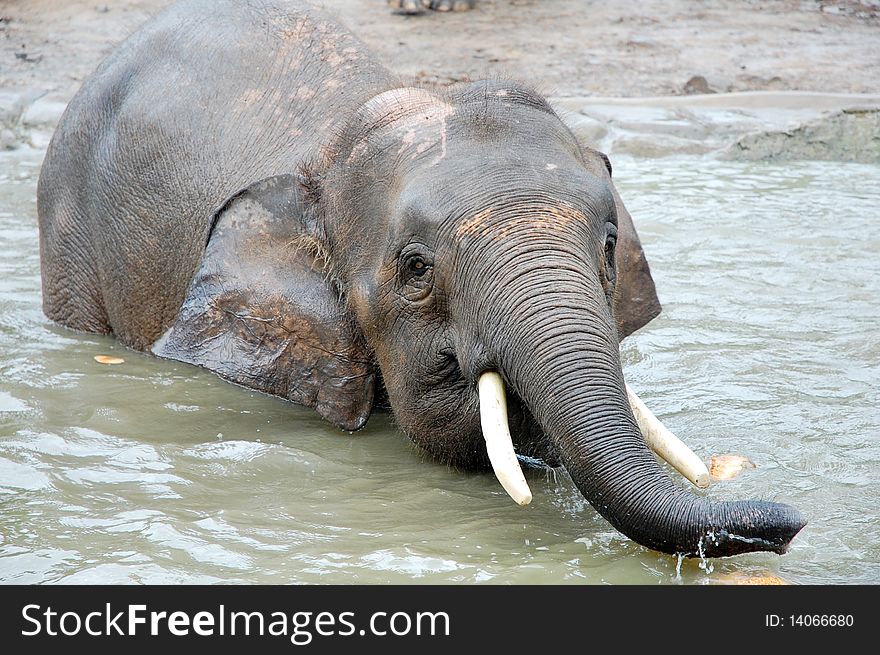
[38,0,395,349]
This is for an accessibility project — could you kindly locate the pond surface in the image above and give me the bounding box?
[1,145,877,584]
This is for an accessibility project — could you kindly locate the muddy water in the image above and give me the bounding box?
[1,144,877,584]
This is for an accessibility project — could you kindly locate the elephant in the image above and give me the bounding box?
[37,0,805,558]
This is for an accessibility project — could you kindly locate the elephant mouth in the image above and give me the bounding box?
[476,370,709,506]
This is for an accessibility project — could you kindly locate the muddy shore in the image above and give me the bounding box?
[1,0,878,159]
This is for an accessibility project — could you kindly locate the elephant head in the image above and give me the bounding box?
[157,80,805,558]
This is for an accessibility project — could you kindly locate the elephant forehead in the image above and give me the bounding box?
[358,88,449,126]
[346,88,456,165]
[453,203,592,244]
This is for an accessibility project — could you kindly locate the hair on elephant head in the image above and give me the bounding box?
[153,79,804,558]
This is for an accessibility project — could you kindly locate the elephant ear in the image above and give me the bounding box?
[580,147,662,340]
[609,180,662,340]
[152,174,376,431]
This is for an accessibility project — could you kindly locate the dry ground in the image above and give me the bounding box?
[1,0,878,104]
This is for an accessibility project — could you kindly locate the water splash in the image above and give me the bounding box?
[696,532,716,575]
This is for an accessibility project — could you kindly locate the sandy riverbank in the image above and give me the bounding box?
[1,0,878,159]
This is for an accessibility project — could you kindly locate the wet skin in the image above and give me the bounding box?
[37,0,805,557]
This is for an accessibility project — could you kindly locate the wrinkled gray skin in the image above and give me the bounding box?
[38,0,805,558]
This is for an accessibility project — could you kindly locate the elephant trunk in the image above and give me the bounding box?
[467,241,805,557]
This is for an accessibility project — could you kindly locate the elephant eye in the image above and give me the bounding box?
[408,256,429,276]
[398,245,435,301]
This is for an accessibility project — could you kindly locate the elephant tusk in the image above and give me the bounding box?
[626,384,711,489]
[477,371,533,506]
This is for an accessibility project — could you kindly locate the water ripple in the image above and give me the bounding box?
[1,145,878,583]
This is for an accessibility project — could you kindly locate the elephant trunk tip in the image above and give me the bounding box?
[695,501,807,559]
